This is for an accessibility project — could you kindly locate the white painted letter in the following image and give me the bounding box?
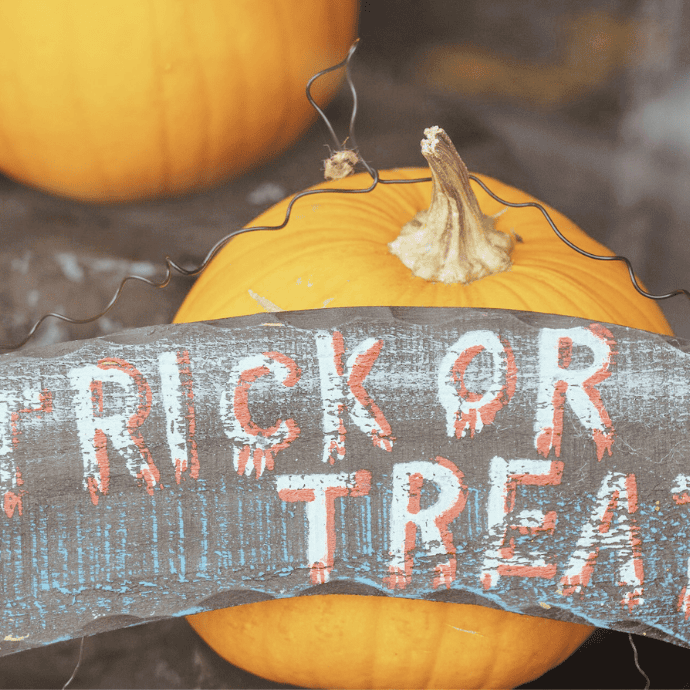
[220,351,301,478]
[535,325,615,460]
[438,330,516,439]
[68,359,159,505]
[0,388,52,517]
[385,457,466,590]
[481,457,563,589]
[315,331,394,464]
[561,471,643,611]
[159,350,199,483]
[277,470,371,583]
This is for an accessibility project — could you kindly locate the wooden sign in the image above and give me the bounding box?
[1,306,689,655]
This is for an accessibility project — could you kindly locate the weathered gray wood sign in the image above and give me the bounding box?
[1,306,689,655]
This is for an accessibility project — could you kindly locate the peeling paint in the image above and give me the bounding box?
[3,633,29,642]
[248,290,283,313]
[447,625,483,636]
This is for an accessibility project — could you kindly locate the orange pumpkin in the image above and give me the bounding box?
[179,128,672,688]
[0,0,358,202]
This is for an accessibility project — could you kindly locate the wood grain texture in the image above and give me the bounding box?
[0,306,688,655]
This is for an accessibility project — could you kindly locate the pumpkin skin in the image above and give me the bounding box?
[0,0,358,202]
[178,167,672,689]
[188,596,593,690]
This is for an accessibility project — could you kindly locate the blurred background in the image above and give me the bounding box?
[1,0,689,687]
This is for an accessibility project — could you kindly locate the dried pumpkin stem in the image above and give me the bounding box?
[389,126,514,284]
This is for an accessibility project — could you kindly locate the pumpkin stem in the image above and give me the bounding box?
[389,126,514,284]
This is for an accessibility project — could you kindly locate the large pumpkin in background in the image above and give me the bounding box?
[0,0,358,202]
[179,128,673,688]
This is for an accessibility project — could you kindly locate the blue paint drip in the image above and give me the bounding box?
[29,513,39,597]
[55,509,67,591]
[57,509,68,590]
[103,504,112,580]
[9,528,18,600]
[152,493,159,575]
[380,482,389,562]
[264,498,272,566]
[249,492,258,570]
[75,508,84,587]
[469,487,482,540]
[217,475,232,573]
[197,485,208,575]
[281,500,289,564]
[364,495,373,556]
[237,494,245,567]
[92,513,100,585]
[39,507,50,592]
[177,500,186,582]
[116,503,126,580]
[167,501,178,577]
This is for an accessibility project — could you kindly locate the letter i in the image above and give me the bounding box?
[159,351,199,483]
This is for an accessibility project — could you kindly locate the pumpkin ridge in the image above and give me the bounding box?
[184,2,213,189]
[524,263,669,332]
[0,0,358,201]
[511,265,621,314]
[148,2,172,195]
[422,602,461,688]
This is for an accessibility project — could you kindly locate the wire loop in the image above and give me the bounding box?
[1,39,687,352]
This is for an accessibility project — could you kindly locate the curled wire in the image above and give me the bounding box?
[472,177,690,305]
[628,633,651,690]
[61,636,85,690]
[2,39,688,352]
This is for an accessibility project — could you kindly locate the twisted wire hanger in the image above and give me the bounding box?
[1,39,687,352]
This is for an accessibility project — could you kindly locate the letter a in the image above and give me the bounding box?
[561,471,643,611]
